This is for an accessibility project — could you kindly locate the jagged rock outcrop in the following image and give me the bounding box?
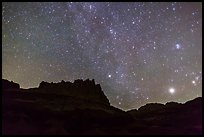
[2,78,202,135]
[38,79,110,106]
[2,79,134,135]
[2,79,20,90]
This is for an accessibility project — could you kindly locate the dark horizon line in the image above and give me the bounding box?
[2,78,202,112]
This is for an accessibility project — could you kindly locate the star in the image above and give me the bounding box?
[176,44,181,49]
[89,5,92,10]
[192,80,196,86]
[169,88,175,94]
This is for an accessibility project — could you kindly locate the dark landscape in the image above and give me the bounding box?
[2,79,202,135]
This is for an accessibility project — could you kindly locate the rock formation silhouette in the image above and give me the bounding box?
[38,79,109,106]
[2,79,20,90]
[2,79,202,135]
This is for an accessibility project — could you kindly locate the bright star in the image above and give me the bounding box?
[89,5,92,10]
[169,88,175,94]
[192,80,196,86]
[108,74,112,78]
[110,29,113,34]
[195,76,199,81]
[176,44,181,49]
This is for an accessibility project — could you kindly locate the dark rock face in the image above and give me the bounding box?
[138,103,166,113]
[2,79,133,135]
[2,79,20,90]
[38,79,110,106]
[2,79,202,135]
[127,97,202,135]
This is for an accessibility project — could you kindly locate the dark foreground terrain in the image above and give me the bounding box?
[2,79,202,135]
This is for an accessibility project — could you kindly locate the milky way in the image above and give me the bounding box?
[2,2,202,110]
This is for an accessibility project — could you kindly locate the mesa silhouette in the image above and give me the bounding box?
[2,79,202,135]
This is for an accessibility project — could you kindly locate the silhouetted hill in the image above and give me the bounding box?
[127,97,202,134]
[2,79,20,90]
[2,79,202,135]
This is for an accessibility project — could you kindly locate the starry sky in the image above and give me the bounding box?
[2,2,202,110]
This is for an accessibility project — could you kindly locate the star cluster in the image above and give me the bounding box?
[2,2,202,110]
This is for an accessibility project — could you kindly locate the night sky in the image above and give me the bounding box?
[2,2,202,110]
